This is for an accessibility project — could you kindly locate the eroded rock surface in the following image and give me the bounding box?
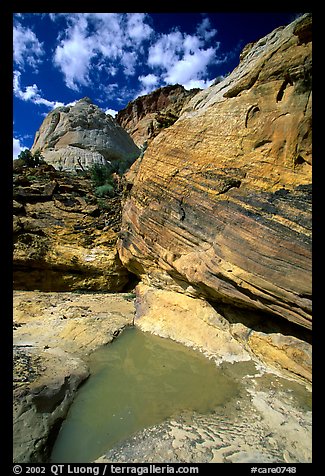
[31,97,140,171]
[116,85,200,148]
[13,165,131,291]
[118,15,312,334]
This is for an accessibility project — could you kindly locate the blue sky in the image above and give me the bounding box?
[13,12,300,159]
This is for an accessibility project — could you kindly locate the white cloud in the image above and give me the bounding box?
[183,34,201,53]
[13,137,28,160]
[138,73,159,95]
[182,78,215,90]
[196,17,218,41]
[148,31,183,70]
[121,51,137,76]
[126,13,154,44]
[100,83,119,95]
[98,82,137,106]
[139,73,159,88]
[164,47,216,86]
[50,13,221,96]
[54,20,94,91]
[53,13,154,91]
[105,108,118,117]
[13,22,45,70]
[147,25,219,90]
[14,70,64,109]
[107,65,118,76]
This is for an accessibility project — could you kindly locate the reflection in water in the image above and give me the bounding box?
[51,327,240,463]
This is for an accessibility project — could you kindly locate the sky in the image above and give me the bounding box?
[13,12,301,159]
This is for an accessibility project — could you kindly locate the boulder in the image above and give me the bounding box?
[31,97,140,171]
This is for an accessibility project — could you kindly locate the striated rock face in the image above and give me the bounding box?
[116,85,201,148]
[13,164,132,291]
[118,14,312,338]
[31,97,140,171]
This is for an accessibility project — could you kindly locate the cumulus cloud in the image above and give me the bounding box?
[147,23,220,90]
[164,47,216,87]
[148,31,184,70]
[54,18,95,91]
[121,51,138,77]
[181,78,215,90]
[14,12,226,158]
[138,73,159,95]
[196,17,218,41]
[53,13,154,91]
[105,108,118,117]
[50,13,222,97]
[13,137,28,159]
[13,70,64,109]
[126,13,154,44]
[13,22,45,70]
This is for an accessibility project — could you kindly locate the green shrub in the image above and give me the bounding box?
[88,163,113,187]
[96,198,111,210]
[88,162,119,198]
[95,183,115,198]
[156,112,178,129]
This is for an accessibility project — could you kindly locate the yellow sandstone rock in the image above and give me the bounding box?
[118,14,312,331]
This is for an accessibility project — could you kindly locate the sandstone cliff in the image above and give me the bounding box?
[117,14,312,379]
[116,85,200,148]
[13,164,132,291]
[31,97,140,171]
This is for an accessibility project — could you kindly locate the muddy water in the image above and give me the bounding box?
[50,327,241,463]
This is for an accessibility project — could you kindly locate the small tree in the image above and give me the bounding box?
[88,162,114,187]
[95,183,115,198]
[17,149,45,168]
[17,149,33,167]
[32,150,45,167]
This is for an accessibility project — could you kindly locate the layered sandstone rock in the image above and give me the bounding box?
[116,85,200,148]
[13,165,132,291]
[118,13,312,343]
[31,97,140,171]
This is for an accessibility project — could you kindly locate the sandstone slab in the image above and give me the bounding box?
[134,284,311,383]
[134,283,251,365]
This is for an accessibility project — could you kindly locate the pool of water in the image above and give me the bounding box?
[50,327,241,463]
